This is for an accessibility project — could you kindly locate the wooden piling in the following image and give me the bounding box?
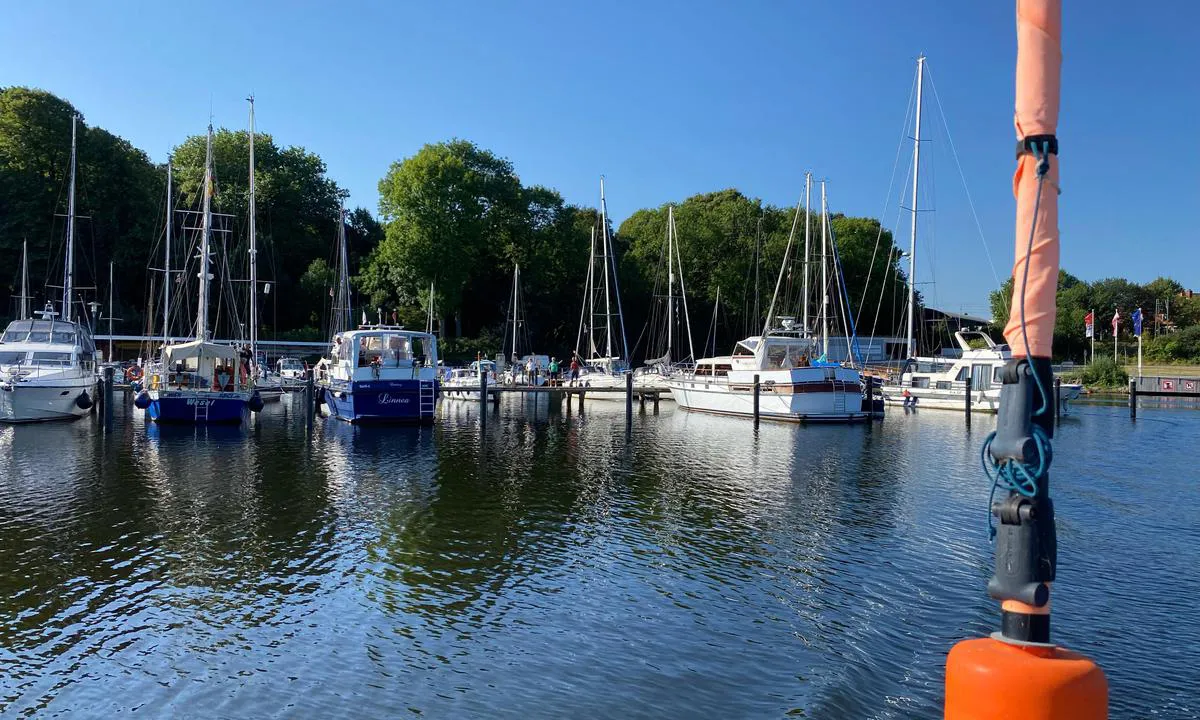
[653,392,660,414]
[753,374,760,424]
[964,368,972,427]
[1054,377,1061,425]
[625,373,633,428]
[639,391,646,411]
[1129,378,1137,420]
[305,375,315,433]
[102,366,114,432]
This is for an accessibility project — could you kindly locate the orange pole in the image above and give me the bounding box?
[945,1,1106,717]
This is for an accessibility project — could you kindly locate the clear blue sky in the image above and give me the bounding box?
[3,1,1197,317]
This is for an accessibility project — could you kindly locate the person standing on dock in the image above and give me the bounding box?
[549,357,560,386]
[569,356,580,385]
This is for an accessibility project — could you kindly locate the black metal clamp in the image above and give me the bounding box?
[986,358,1057,645]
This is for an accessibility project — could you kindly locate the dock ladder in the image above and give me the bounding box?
[419,380,436,417]
[194,401,209,423]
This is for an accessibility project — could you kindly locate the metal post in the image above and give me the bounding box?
[653,392,660,414]
[964,368,972,427]
[1129,378,1137,420]
[639,391,646,411]
[753,373,760,424]
[102,366,114,432]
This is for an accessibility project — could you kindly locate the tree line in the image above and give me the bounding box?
[4,86,928,364]
[989,273,1200,363]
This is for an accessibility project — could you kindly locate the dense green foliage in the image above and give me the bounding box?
[990,272,1199,363]
[2,87,935,363]
[1062,356,1129,389]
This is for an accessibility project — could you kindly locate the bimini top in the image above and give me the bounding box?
[163,340,239,363]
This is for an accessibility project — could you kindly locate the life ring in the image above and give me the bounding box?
[126,366,144,381]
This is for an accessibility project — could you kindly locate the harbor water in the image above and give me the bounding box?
[0,398,1196,717]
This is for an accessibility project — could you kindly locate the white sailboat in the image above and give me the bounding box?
[632,205,695,396]
[669,177,869,423]
[878,56,1080,413]
[572,178,629,397]
[0,115,99,423]
[138,123,259,423]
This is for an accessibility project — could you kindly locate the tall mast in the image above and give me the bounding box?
[163,161,172,346]
[666,205,674,362]
[600,178,630,362]
[511,263,520,358]
[906,55,925,358]
[426,281,435,335]
[579,225,597,358]
[196,124,214,341]
[107,261,115,361]
[248,95,258,361]
[821,180,829,358]
[802,172,812,334]
[673,209,696,364]
[599,177,613,359]
[333,203,351,334]
[19,240,29,320]
[62,114,78,323]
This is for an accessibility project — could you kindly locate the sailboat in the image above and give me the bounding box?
[877,57,1082,413]
[0,115,99,423]
[572,177,630,396]
[137,123,260,424]
[632,205,695,395]
[313,206,442,423]
[669,177,869,423]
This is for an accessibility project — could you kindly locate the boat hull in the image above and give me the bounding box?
[0,379,96,423]
[880,382,1083,413]
[322,378,438,423]
[147,389,251,424]
[670,368,868,423]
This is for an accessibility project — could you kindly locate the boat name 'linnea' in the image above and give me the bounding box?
[376,394,410,406]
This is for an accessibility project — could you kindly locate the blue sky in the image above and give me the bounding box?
[3,1,1197,317]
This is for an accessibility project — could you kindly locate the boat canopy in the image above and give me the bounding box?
[1,319,95,351]
[164,340,239,364]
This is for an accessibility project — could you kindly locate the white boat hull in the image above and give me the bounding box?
[880,381,1082,413]
[670,367,868,423]
[0,378,96,423]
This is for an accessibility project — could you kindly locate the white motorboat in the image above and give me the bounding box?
[0,117,98,423]
[443,359,497,400]
[880,330,1082,412]
[670,177,868,423]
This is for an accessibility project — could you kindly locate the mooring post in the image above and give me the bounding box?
[1129,378,1137,420]
[625,373,633,429]
[639,391,646,411]
[753,373,760,425]
[102,366,114,432]
[305,375,315,433]
[964,368,972,428]
[1054,376,1062,424]
[653,392,660,414]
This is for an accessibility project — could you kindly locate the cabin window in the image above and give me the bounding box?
[765,343,789,369]
[993,367,1003,384]
[972,364,993,391]
[31,352,72,367]
[52,330,76,345]
[911,376,930,389]
[733,344,755,357]
[955,367,969,382]
[713,364,732,377]
[387,335,412,362]
[0,351,26,364]
[936,381,951,390]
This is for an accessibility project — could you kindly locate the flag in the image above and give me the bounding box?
[1112,308,1121,334]
[361,310,367,325]
[1084,311,1094,338]
[1133,307,1143,337]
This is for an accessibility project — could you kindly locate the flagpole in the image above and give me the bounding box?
[1113,310,1118,364]
[1089,308,1094,364]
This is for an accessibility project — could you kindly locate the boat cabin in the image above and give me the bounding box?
[0,317,97,372]
[152,340,251,392]
[326,326,439,381]
[731,335,820,371]
[899,331,1011,392]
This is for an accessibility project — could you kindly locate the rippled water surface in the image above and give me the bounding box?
[0,397,1196,718]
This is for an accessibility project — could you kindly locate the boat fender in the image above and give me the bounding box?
[248,391,265,412]
[75,391,93,410]
[134,391,152,410]
[130,380,142,393]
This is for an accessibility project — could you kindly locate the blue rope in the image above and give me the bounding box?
[984,141,1056,539]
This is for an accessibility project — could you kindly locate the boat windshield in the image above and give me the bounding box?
[0,351,26,364]
[31,351,73,367]
[279,359,304,370]
[1,320,83,346]
[2,320,32,343]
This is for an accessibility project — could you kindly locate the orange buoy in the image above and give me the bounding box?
[946,638,1106,719]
